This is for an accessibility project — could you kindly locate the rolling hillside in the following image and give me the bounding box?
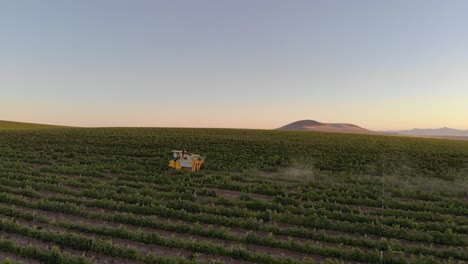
[0,120,66,130]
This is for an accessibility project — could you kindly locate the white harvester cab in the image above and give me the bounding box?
[169,150,204,172]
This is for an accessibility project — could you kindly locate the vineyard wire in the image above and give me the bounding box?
[381,152,386,264]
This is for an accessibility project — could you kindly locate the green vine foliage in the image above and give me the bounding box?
[0,128,466,263]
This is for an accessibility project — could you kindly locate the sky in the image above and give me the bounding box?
[1,0,468,130]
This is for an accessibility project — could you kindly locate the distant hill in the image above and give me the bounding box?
[386,127,468,136]
[0,120,66,130]
[278,120,376,134]
[428,136,468,141]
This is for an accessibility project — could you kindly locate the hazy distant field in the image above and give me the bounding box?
[432,136,468,141]
[0,124,467,263]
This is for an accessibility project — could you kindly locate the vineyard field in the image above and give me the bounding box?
[0,126,467,264]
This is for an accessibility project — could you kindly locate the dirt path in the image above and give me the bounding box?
[0,231,141,264]
[0,251,41,264]
[1,203,328,262]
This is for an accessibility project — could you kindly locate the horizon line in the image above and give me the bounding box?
[1,119,467,131]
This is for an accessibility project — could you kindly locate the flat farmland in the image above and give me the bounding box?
[0,127,467,263]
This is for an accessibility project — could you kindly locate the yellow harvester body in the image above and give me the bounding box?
[169,150,204,172]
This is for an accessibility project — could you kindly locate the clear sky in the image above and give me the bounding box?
[1,0,467,130]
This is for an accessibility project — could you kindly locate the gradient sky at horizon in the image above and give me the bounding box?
[1,0,468,130]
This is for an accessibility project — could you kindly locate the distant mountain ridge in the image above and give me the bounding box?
[386,127,468,136]
[278,120,376,134]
